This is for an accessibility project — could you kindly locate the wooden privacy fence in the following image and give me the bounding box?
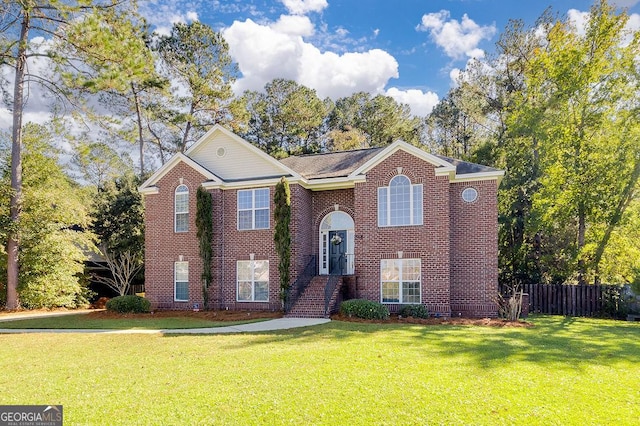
[518,284,616,317]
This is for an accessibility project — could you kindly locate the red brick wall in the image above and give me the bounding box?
[144,162,206,310]
[145,150,500,318]
[290,184,314,280]
[353,150,452,316]
[213,185,281,311]
[449,180,499,317]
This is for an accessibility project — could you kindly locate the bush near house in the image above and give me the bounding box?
[398,304,429,318]
[340,299,389,320]
[105,295,150,313]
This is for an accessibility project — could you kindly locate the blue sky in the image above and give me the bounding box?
[140,0,640,116]
[2,0,639,129]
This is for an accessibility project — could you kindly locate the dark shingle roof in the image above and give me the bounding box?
[279,146,500,180]
[433,154,501,175]
[280,147,385,179]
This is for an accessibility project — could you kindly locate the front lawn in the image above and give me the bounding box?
[0,315,638,425]
[0,310,281,329]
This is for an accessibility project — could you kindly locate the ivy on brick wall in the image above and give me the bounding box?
[196,186,213,308]
[274,177,291,308]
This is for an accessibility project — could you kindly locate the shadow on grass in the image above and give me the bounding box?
[163,315,640,369]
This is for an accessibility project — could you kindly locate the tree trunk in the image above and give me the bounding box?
[180,103,195,152]
[577,202,587,285]
[6,13,30,310]
[131,82,145,176]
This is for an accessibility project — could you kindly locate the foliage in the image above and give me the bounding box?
[242,79,328,157]
[328,92,422,148]
[273,177,291,306]
[495,286,524,321]
[196,187,213,307]
[431,1,640,286]
[599,285,630,319]
[340,299,389,320]
[398,304,429,319]
[155,21,245,152]
[0,0,147,309]
[105,295,151,313]
[0,124,95,309]
[91,173,145,257]
[71,141,134,187]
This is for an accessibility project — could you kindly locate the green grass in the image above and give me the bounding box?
[0,315,638,425]
[0,314,269,329]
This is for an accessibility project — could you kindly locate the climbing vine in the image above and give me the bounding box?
[196,186,213,308]
[273,177,291,308]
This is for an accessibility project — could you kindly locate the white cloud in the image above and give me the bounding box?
[186,11,199,22]
[280,0,328,15]
[385,88,439,117]
[271,15,315,36]
[417,10,496,60]
[567,9,589,35]
[223,18,399,99]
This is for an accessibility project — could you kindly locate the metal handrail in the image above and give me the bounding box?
[324,274,341,317]
[285,255,317,313]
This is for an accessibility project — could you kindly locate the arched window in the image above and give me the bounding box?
[175,184,189,232]
[378,175,423,227]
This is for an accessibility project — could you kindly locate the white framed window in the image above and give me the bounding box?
[175,184,189,233]
[174,261,189,301]
[378,175,423,227]
[237,260,269,302]
[238,188,270,230]
[381,258,421,304]
[462,187,478,203]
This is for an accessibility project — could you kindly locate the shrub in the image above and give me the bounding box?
[399,304,429,319]
[340,299,389,320]
[106,295,150,313]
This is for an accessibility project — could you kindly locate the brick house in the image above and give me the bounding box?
[139,125,503,318]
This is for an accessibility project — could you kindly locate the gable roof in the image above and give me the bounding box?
[139,127,503,195]
[138,125,300,193]
[138,153,222,194]
[279,147,384,179]
[186,124,299,182]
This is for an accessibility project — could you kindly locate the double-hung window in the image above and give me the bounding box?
[238,188,270,230]
[378,175,423,227]
[381,258,421,304]
[175,184,189,232]
[237,260,269,302]
[174,261,189,301]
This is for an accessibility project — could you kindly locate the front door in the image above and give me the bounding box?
[328,230,347,275]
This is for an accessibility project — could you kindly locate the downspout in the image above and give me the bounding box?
[220,189,225,310]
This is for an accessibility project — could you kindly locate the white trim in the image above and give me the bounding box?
[378,175,423,227]
[174,261,189,302]
[236,259,269,302]
[351,140,455,177]
[237,188,270,230]
[200,175,367,191]
[138,153,221,193]
[174,184,189,233]
[452,170,505,183]
[380,258,421,304]
[319,211,355,275]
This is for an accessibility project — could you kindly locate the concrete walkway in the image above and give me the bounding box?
[0,310,330,334]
